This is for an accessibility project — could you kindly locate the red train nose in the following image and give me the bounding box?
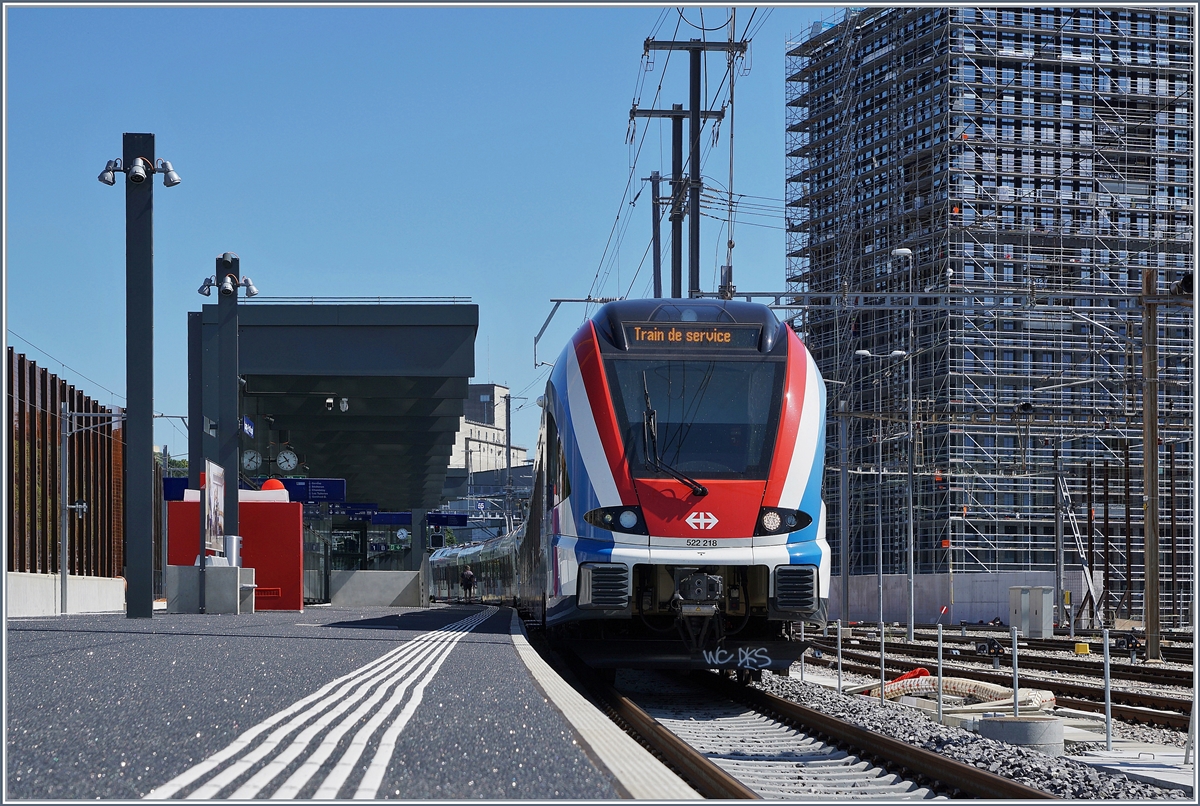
[633,479,765,537]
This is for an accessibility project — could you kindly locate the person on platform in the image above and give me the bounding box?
[460,565,476,603]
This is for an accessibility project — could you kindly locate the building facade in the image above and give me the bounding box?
[448,384,528,473]
[786,7,1193,625]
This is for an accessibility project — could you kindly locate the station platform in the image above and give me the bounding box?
[790,667,1195,795]
[1067,736,1195,795]
[5,604,697,800]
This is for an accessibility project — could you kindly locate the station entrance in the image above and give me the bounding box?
[185,300,478,610]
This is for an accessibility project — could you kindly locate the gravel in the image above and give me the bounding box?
[755,672,1189,799]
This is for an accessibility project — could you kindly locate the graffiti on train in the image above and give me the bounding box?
[700,646,773,669]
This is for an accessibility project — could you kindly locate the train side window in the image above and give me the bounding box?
[545,413,571,509]
[555,437,571,506]
[546,414,559,511]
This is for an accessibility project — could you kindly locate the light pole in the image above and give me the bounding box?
[856,347,909,633]
[197,254,259,554]
[838,399,849,623]
[891,247,916,643]
[98,134,181,619]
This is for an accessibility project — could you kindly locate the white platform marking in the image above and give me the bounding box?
[144,608,494,800]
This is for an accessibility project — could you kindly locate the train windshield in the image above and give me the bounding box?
[605,358,784,479]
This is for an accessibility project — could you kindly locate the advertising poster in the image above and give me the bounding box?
[205,460,225,553]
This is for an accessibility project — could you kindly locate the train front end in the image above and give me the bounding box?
[539,299,828,672]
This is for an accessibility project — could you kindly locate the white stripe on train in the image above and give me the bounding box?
[777,345,823,508]
[564,340,622,508]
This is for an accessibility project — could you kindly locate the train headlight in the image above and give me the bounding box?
[755,507,812,536]
[584,506,649,535]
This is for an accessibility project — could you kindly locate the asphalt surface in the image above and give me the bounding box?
[5,604,620,800]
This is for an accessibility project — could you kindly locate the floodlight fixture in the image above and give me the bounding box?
[127,157,149,184]
[339,398,349,412]
[156,159,181,187]
[99,155,181,189]
[98,159,120,186]
[241,277,259,297]
[197,277,216,296]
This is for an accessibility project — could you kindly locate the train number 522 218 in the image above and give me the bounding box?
[686,538,717,547]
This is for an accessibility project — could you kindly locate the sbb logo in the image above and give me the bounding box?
[685,511,719,530]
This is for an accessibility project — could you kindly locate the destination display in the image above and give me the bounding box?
[427,512,470,527]
[252,477,347,503]
[623,323,761,350]
[370,512,413,526]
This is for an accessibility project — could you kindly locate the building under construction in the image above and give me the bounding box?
[785,7,1194,626]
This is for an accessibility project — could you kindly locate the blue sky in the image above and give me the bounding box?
[5,4,833,458]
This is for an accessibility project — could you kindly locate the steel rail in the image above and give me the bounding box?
[554,651,759,799]
[703,674,1057,800]
[816,637,1194,686]
[1054,697,1190,730]
[908,630,1195,666]
[1014,637,1193,666]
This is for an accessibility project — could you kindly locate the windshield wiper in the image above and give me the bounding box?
[642,372,708,497]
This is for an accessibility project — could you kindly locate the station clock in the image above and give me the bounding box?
[242,449,262,472]
[275,448,299,472]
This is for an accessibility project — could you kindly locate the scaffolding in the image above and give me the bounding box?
[785,6,1194,626]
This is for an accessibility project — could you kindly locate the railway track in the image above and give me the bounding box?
[807,651,1191,729]
[1013,637,1193,666]
[907,628,1190,662]
[547,646,1054,799]
[907,628,1190,666]
[818,636,1194,688]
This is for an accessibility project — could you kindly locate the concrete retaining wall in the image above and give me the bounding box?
[827,570,1096,625]
[329,570,423,607]
[7,572,125,617]
[165,566,258,614]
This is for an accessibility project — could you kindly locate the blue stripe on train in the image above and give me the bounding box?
[786,374,826,561]
[567,535,616,563]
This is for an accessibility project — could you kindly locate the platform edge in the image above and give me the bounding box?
[507,609,702,800]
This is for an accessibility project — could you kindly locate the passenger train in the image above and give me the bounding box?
[432,299,829,673]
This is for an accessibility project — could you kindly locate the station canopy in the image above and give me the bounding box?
[203,302,477,512]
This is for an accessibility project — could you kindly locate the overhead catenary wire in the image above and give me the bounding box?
[8,329,127,403]
[591,7,777,305]
[597,7,757,301]
[597,9,754,306]
[586,14,684,314]
[677,7,732,33]
[9,329,193,452]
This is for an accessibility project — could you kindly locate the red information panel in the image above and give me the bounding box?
[167,500,304,611]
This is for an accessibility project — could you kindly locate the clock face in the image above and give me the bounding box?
[241,449,262,472]
[276,448,299,472]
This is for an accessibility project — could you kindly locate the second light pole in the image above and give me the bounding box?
[855,348,908,629]
[892,247,916,643]
[198,253,259,545]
